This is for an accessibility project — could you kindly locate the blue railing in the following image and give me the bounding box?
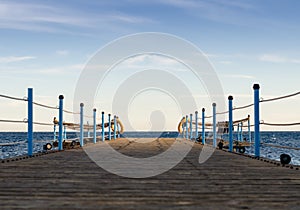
[0,88,122,158]
[180,84,300,160]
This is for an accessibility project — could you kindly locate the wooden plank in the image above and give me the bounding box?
[0,138,299,209]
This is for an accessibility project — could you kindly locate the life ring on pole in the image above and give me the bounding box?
[43,143,52,150]
[111,118,124,134]
[177,117,190,133]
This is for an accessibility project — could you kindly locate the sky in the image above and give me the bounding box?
[0,0,299,131]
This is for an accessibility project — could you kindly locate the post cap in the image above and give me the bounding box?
[80,103,84,107]
[212,103,216,106]
[108,113,111,116]
[202,108,205,112]
[102,111,104,114]
[195,111,198,114]
[228,95,233,100]
[253,84,260,90]
[59,95,64,99]
[93,108,96,112]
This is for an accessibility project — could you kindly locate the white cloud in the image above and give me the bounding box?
[259,54,300,64]
[0,2,154,33]
[259,54,287,63]
[0,56,36,63]
[219,61,232,65]
[56,50,69,56]
[221,74,255,79]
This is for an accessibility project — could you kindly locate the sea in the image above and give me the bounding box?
[0,131,299,166]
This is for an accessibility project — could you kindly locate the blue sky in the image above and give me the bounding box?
[0,0,299,131]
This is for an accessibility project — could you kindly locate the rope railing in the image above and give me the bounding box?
[0,94,27,102]
[260,122,300,126]
[260,91,300,103]
[261,142,300,151]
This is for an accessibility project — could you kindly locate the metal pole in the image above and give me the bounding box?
[182,117,185,138]
[228,96,233,152]
[53,124,56,141]
[185,115,189,139]
[63,125,66,140]
[195,111,198,140]
[253,84,260,157]
[189,113,193,140]
[102,111,105,141]
[27,88,33,156]
[117,117,120,138]
[108,114,111,140]
[113,115,117,140]
[240,122,243,141]
[237,123,240,141]
[248,115,251,143]
[202,108,205,145]
[93,108,97,144]
[58,95,64,151]
[80,103,84,147]
[87,121,90,138]
[212,103,217,148]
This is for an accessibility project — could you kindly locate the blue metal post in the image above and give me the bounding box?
[101,112,105,141]
[87,121,90,138]
[80,103,84,147]
[63,125,66,140]
[195,111,198,140]
[113,115,117,140]
[53,124,56,141]
[237,123,240,141]
[212,103,217,148]
[182,117,185,138]
[248,115,251,143]
[253,84,260,157]
[240,122,243,141]
[189,113,193,140]
[93,108,97,144]
[58,95,64,151]
[202,108,205,145]
[108,114,111,140]
[185,115,189,139]
[228,96,233,152]
[117,116,120,138]
[27,88,33,156]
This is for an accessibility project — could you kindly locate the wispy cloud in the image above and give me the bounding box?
[0,56,35,63]
[56,50,69,56]
[221,74,255,79]
[0,1,154,33]
[259,54,300,63]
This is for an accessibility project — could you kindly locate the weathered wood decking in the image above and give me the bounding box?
[0,138,299,209]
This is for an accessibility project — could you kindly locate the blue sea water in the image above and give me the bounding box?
[0,131,299,166]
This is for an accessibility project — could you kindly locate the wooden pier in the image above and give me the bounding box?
[0,138,299,209]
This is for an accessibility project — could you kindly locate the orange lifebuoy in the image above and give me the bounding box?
[177,117,190,133]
